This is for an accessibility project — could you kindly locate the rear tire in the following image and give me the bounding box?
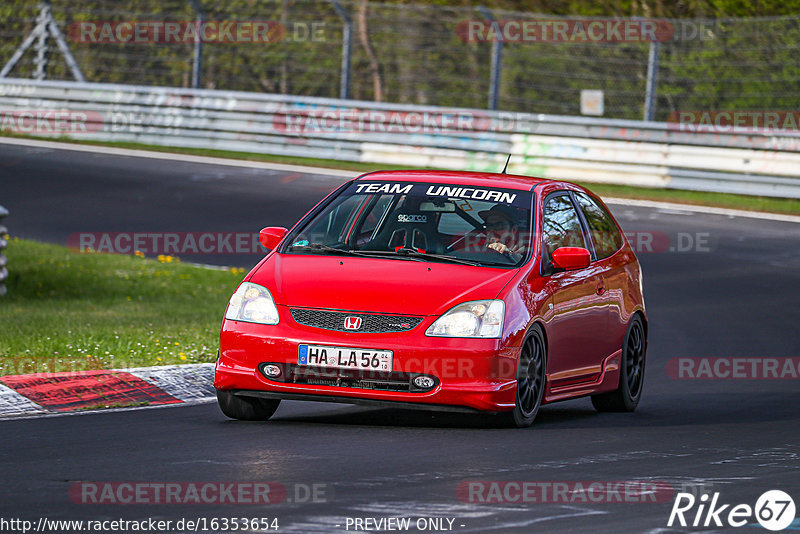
[504,326,547,428]
[591,315,646,413]
[216,390,280,421]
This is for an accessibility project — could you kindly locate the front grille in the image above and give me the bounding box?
[259,363,438,393]
[290,308,423,333]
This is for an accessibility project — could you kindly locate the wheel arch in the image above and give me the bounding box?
[631,309,648,343]
[525,319,549,375]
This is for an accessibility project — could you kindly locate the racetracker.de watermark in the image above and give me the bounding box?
[67,232,267,255]
[667,357,800,380]
[0,110,103,134]
[272,108,493,135]
[65,230,713,257]
[0,110,184,135]
[457,480,675,504]
[624,231,714,254]
[69,482,329,505]
[67,21,326,44]
[455,19,715,43]
[667,110,800,133]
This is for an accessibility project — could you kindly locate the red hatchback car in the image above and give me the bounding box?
[215,170,647,427]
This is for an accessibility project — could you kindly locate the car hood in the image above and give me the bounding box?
[249,253,519,316]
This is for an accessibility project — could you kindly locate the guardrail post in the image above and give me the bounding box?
[0,205,8,297]
[187,0,204,89]
[34,2,51,80]
[644,40,660,121]
[328,0,353,100]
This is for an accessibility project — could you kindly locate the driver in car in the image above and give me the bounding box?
[480,204,527,262]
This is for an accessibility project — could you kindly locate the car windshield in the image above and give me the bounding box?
[282,180,534,268]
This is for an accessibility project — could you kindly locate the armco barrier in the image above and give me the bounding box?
[0,205,8,297]
[1,78,800,197]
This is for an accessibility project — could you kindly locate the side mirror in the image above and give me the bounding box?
[259,227,288,250]
[551,247,590,271]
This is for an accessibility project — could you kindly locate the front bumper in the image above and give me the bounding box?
[215,312,520,413]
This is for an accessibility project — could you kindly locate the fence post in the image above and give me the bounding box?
[34,1,51,80]
[1,0,85,81]
[187,0,204,89]
[478,6,503,111]
[0,206,8,297]
[329,0,353,100]
[644,40,660,121]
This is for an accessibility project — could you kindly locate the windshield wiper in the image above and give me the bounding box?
[364,247,480,266]
[291,243,487,266]
[291,243,431,262]
[397,249,484,266]
[289,242,377,259]
[341,249,427,262]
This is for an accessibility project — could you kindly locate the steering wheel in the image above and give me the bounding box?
[486,241,509,255]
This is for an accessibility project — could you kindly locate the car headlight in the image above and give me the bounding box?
[224,282,279,325]
[425,300,505,338]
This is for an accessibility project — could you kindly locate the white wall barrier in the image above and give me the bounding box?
[1,78,799,197]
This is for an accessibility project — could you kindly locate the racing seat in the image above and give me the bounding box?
[367,208,445,254]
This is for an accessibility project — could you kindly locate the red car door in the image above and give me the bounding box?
[538,193,609,387]
[572,191,633,355]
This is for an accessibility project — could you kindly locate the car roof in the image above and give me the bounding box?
[354,170,550,192]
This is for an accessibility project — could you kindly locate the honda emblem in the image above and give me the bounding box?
[344,316,363,330]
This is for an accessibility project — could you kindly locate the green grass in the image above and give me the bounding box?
[6,133,800,215]
[0,238,247,376]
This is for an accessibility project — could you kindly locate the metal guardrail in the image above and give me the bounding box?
[0,205,8,297]
[1,78,800,198]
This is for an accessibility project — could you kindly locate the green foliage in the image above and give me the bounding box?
[1,1,798,119]
[0,238,246,375]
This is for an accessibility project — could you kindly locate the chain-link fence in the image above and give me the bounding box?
[1,0,799,121]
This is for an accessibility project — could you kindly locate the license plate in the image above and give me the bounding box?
[298,344,393,371]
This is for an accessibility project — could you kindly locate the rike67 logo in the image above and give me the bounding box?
[668,490,796,531]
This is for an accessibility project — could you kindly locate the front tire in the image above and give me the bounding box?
[217,390,280,421]
[506,326,547,428]
[591,315,646,412]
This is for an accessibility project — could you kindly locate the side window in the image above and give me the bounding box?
[354,194,394,246]
[359,194,394,236]
[542,194,588,260]
[301,194,364,245]
[574,192,623,259]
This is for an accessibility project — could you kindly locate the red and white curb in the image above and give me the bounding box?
[0,363,215,418]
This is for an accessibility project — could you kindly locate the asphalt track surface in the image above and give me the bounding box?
[1,141,799,533]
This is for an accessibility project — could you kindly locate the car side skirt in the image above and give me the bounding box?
[543,349,622,403]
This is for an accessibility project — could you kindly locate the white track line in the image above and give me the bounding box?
[0,397,216,421]
[604,197,800,224]
[2,136,798,223]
